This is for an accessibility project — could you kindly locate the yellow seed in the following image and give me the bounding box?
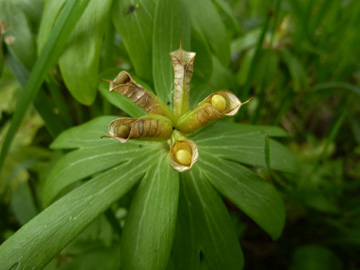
[211,94,226,111]
[176,149,192,166]
[117,125,130,138]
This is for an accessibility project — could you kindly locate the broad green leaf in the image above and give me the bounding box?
[171,180,200,270]
[14,0,43,26]
[44,116,159,205]
[186,0,231,66]
[174,168,244,270]
[291,245,342,270]
[10,180,38,225]
[199,155,285,239]
[58,0,112,105]
[50,116,117,149]
[43,142,155,206]
[37,0,65,53]
[0,157,151,269]
[211,0,240,34]
[121,155,179,270]
[192,121,297,174]
[153,0,191,103]
[0,0,37,70]
[112,0,156,82]
[0,0,90,173]
[190,27,213,87]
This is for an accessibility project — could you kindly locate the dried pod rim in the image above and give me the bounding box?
[169,139,199,172]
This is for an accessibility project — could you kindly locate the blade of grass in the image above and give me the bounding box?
[301,111,346,187]
[4,49,66,137]
[0,0,90,173]
[238,9,272,115]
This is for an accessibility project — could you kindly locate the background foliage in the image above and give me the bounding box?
[0,0,359,269]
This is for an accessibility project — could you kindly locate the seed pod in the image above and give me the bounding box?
[176,90,242,133]
[108,71,175,122]
[108,114,173,143]
[168,130,199,172]
[170,46,196,118]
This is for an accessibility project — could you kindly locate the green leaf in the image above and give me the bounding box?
[0,0,90,174]
[112,0,155,82]
[291,245,342,270]
[153,0,191,103]
[58,0,113,105]
[173,167,244,270]
[121,155,179,270]
[0,157,150,269]
[10,180,38,225]
[37,0,65,53]
[51,116,117,149]
[43,142,155,206]
[190,27,213,87]
[192,121,297,174]
[0,0,37,70]
[43,116,159,205]
[198,155,285,239]
[211,0,240,34]
[186,0,231,66]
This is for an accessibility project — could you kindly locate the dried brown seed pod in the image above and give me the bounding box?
[168,130,199,172]
[169,139,199,172]
[108,71,175,122]
[108,114,173,143]
[176,90,242,133]
[170,46,196,118]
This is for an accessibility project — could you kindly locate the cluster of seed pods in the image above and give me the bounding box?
[105,46,250,171]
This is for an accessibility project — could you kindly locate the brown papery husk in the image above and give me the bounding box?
[109,115,173,143]
[169,139,199,172]
[108,71,175,122]
[175,90,242,133]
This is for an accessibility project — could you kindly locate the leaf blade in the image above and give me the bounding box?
[121,154,179,270]
[176,167,244,269]
[199,154,285,240]
[153,0,191,103]
[59,0,113,105]
[0,157,152,269]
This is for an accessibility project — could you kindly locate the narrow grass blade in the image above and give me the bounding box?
[0,0,91,173]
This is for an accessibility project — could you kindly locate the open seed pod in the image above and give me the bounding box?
[176,90,242,133]
[168,131,199,172]
[170,46,196,118]
[108,114,173,143]
[108,71,175,122]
